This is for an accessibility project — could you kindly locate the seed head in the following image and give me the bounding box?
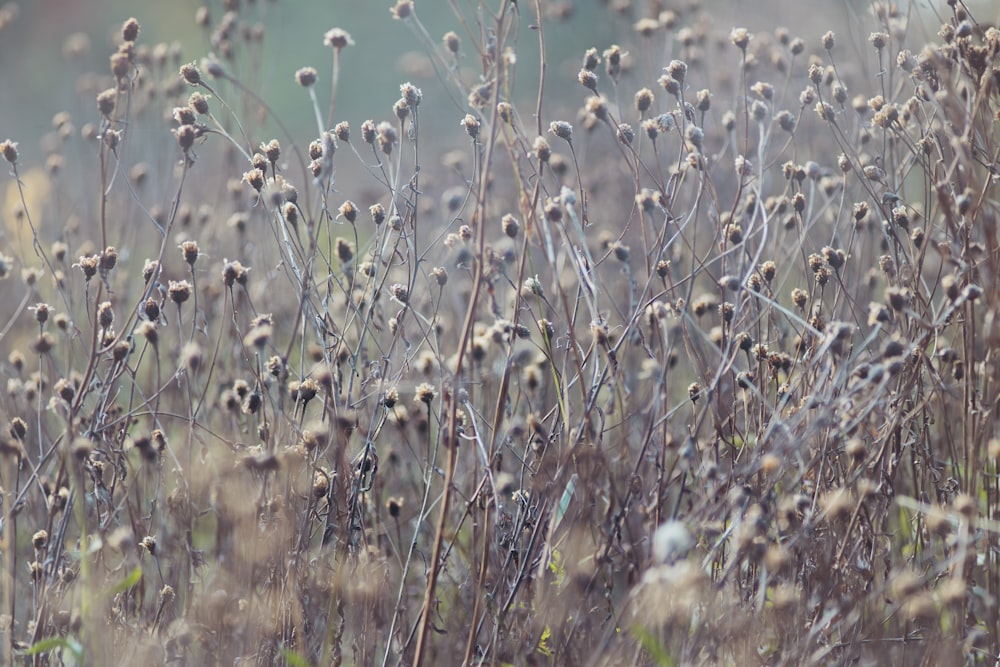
[533,136,551,162]
[335,238,354,265]
[384,282,409,304]
[501,213,520,239]
[168,280,192,305]
[635,87,654,113]
[869,32,888,50]
[730,28,751,52]
[77,255,99,280]
[222,260,249,287]
[400,82,422,107]
[886,286,909,311]
[369,202,386,225]
[242,168,265,192]
[791,287,808,310]
[10,417,27,441]
[821,30,836,51]
[584,96,608,121]
[122,17,140,43]
[97,301,114,329]
[32,332,55,354]
[179,341,203,374]
[431,266,448,286]
[140,298,161,325]
[179,62,201,85]
[110,51,130,79]
[361,120,376,144]
[461,114,480,139]
[175,125,197,151]
[295,67,317,87]
[188,92,209,114]
[140,535,157,556]
[695,88,712,112]
[822,246,845,270]
[521,276,544,298]
[178,240,199,266]
[603,44,622,79]
[261,139,280,164]
[719,302,735,323]
[323,27,354,50]
[688,382,701,402]
[31,302,50,326]
[443,31,460,54]
[252,152,268,172]
[543,198,562,222]
[549,120,573,141]
[724,222,743,244]
[291,378,319,405]
[415,382,436,405]
[393,98,409,121]
[377,121,397,153]
[577,68,598,92]
[338,200,358,223]
[390,0,413,19]
[658,74,680,97]
[815,101,835,122]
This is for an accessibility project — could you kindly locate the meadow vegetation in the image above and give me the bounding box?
[1,0,999,664]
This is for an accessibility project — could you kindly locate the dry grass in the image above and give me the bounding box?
[1,0,999,665]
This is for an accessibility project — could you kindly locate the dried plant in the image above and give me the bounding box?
[1,1,999,665]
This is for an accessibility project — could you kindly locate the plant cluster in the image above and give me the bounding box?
[1,0,999,665]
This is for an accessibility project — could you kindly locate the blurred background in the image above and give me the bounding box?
[0,0,995,193]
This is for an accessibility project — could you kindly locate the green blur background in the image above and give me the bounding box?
[0,0,996,191]
[0,0,613,189]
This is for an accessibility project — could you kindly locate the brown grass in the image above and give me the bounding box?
[1,1,999,665]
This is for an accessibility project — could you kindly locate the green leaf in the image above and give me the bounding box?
[105,565,143,597]
[537,625,554,657]
[551,474,578,534]
[632,626,675,667]
[24,636,83,659]
[280,648,314,667]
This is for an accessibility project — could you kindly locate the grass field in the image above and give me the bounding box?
[1,1,999,664]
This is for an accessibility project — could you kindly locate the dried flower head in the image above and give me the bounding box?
[730,28,751,52]
[415,382,437,405]
[578,68,598,92]
[179,62,201,85]
[338,200,358,223]
[533,136,551,162]
[400,82,422,107]
[179,240,199,266]
[390,0,413,19]
[635,87,654,114]
[549,120,573,141]
[461,114,480,139]
[0,139,19,165]
[377,121,397,153]
[501,213,520,239]
[295,67,318,87]
[323,27,354,50]
[122,17,140,42]
[242,168,265,192]
[222,260,249,287]
[168,280,192,305]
